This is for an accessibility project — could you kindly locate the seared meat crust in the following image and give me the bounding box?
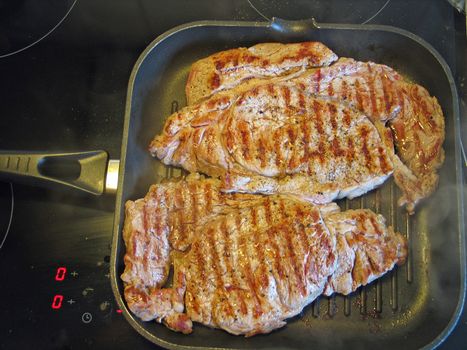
[150,89,393,204]
[122,175,407,335]
[186,41,338,105]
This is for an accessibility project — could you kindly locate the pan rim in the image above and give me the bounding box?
[109,18,466,350]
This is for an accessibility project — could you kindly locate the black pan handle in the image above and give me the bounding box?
[0,150,118,195]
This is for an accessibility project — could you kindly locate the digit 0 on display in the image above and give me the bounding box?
[55,267,67,281]
[51,267,67,310]
[51,295,64,309]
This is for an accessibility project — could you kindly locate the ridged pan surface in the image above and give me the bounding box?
[110,19,465,349]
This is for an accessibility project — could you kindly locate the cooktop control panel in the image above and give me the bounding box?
[0,184,150,349]
[49,264,121,324]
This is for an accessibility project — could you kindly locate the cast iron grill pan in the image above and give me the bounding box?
[110,19,465,349]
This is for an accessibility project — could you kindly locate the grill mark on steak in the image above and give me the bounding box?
[341,80,349,101]
[294,206,313,276]
[211,73,220,89]
[224,116,235,155]
[283,222,307,297]
[311,100,326,164]
[315,68,322,92]
[251,86,259,98]
[263,198,286,292]
[298,91,306,110]
[346,138,355,164]
[205,182,213,213]
[424,138,442,166]
[207,226,234,317]
[264,197,272,225]
[283,86,291,107]
[142,200,149,239]
[220,218,248,315]
[286,125,298,171]
[355,79,364,110]
[414,87,437,131]
[177,185,191,245]
[316,139,326,165]
[343,109,351,128]
[381,72,392,113]
[154,190,163,237]
[235,213,263,317]
[410,86,421,117]
[287,124,297,145]
[267,83,274,94]
[207,127,216,158]
[301,117,311,174]
[297,42,318,63]
[368,215,380,233]
[191,240,206,316]
[174,210,185,247]
[366,63,378,116]
[274,129,283,169]
[327,81,334,96]
[312,100,325,134]
[154,190,167,264]
[268,203,286,283]
[418,97,433,129]
[232,55,239,67]
[215,59,225,71]
[190,182,198,226]
[255,206,270,290]
[377,147,391,174]
[251,204,258,226]
[329,103,338,130]
[251,206,269,292]
[359,125,373,172]
[257,136,267,169]
[276,201,297,300]
[268,212,288,304]
[413,131,423,164]
[174,185,183,208]
[357,213,371,235]
[309,209,327,275]
[332,138,343,158]
[239,121,251,161]
[329,104,344,157]
[289,204,308,296]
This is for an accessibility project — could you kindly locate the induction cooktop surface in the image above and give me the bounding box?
[0,1,465,349]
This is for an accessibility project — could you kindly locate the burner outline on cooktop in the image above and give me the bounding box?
[0,0,78,59]
[0,183,14,250]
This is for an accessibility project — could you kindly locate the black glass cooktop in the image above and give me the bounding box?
[0,1,465,349]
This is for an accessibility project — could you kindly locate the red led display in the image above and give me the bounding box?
[55,267,67,281]
[116,309,122,314]
[51,295,64,309]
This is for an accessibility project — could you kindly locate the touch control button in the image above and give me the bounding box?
[99,301,112,317]
[82,312,92,324]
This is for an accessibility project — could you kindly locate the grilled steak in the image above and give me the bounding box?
[121,174,261,291]
[307,58,445,212]
[150,89,393,204]
[150,56,444,212]
[122,175,407,336]
[186,42,338,105]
